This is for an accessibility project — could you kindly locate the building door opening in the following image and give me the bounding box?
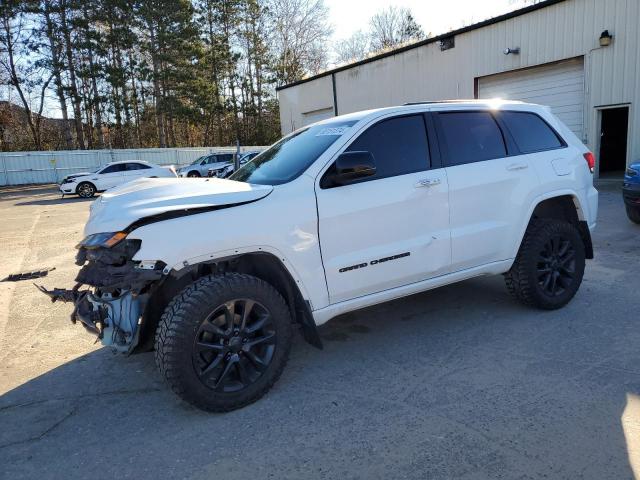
[598,106,629,177]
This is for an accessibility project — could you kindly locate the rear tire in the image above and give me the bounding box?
[504,219,585,310]
[76,182,96,198]
[155,273,293,412]
[187,171,200,178]
[625,205,640,224]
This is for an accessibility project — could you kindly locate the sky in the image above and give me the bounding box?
[325,0,534,44]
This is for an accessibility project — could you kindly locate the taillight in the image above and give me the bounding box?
[583,152,595,173]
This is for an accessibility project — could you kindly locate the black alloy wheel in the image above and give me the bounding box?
[504,219,585,310]
[536,235,576,297]
[192,299,276,392]
[155,273,293,412]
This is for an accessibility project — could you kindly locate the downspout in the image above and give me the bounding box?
[583,45,606,178]
[332,73,338,116]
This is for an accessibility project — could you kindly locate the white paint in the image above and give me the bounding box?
[85,101,598,323]
[84,177,273,236]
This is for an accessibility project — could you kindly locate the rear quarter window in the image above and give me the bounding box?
[499,111,564,153]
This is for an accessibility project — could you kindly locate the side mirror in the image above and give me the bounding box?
[330,151,376,186]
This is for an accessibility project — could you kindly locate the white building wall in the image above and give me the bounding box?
[278,0,640,168]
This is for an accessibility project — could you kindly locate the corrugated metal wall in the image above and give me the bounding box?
[278,0,639,169]
[0,147,266,186]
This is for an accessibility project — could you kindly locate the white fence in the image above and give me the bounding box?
[0,146,267,186]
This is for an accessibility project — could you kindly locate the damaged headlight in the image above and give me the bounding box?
[77,231,128,249]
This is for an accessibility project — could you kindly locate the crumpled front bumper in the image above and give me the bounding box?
[38,239,163,352]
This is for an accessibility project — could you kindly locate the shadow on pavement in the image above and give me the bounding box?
[0,276,636,479]
[13,195,97,207]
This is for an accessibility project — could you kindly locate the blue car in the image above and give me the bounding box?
[623,161,640,223]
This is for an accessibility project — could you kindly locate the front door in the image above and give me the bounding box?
[316,114,451,304]
[95,163,125,190]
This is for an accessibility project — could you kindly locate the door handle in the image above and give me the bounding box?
[506,162,528,171]
[415,178,441,188]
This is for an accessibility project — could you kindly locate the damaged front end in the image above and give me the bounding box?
[38,233,164,353]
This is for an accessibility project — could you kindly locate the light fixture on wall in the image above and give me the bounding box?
[503,47,520,55]
[599,30,613,47]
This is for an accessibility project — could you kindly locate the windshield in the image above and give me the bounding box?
[231,120,357,185]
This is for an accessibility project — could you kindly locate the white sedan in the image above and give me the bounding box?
[59,161,177,198]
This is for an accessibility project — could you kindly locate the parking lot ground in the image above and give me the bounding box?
[1,183,639,479]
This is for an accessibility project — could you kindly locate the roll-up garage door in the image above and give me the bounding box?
[477,58,585,139]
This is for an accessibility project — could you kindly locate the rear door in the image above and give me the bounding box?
[123,162,153,181]
[316,113,451,304]
[433,109,540,271]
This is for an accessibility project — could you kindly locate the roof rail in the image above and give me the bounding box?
[403,99,480,106]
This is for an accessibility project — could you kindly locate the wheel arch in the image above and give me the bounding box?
[513,192,593,261]
[134,251,322,353]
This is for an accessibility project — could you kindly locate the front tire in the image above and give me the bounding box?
[625,205,640,224]
[76,182,96,198]
[505,219,585,310]
[155,273,293,412]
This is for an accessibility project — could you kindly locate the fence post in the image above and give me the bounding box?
[51,157,58,184]
[1,156,8,186]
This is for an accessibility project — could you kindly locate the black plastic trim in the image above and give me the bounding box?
[124,195,270,233]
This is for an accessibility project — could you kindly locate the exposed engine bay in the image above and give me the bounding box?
[38,238,163,352]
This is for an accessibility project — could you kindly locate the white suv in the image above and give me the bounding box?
[41,100,598,412]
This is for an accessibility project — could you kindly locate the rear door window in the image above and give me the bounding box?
[499,111,564,153]
[125,163,151,170]
[100,164,126,174]
[437,111,507,166]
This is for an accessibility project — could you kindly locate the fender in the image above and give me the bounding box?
[167,244,314,307]
[511,188,591,261]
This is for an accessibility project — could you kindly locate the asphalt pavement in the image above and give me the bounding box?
[0,182,638,479]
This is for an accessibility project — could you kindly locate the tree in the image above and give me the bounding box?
[369,6,425,51]
[0,0,53,150]
[0,0,293,151]
[40,0,74,148]
[267,0,332,86]
[334,30,370,65]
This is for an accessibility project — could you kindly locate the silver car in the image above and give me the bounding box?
[177,153,234,177]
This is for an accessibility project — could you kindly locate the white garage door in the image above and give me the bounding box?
[302,107,335,127]
[477,58,585,139]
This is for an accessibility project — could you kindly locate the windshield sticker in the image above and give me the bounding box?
[315,126,350,136]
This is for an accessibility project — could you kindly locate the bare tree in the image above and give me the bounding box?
[267,0,332,86]
[334,30,370,65]
[369,6,425,52]
[0,1,53,150]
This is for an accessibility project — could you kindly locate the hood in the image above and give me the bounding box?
[84,177,273,235]
[64,172,92,180]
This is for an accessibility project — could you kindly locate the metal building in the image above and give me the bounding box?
[276,0,639,178]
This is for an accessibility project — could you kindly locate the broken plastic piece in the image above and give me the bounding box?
[34,283,82,303]
[2,268,55,282]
